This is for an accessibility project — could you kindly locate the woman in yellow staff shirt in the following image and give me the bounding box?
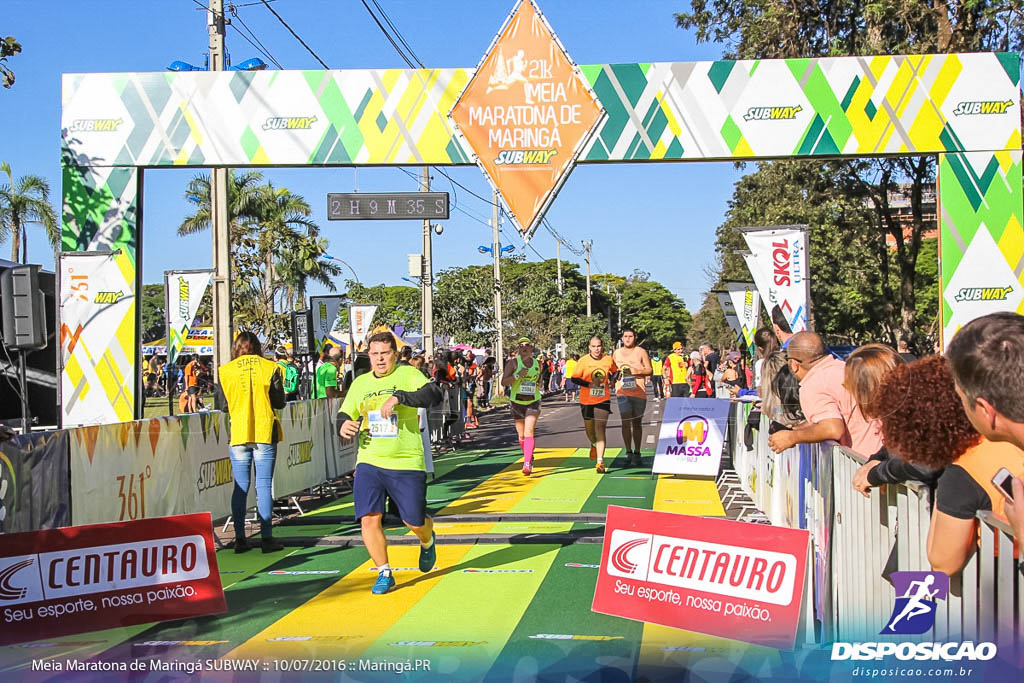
[218,331,286,554]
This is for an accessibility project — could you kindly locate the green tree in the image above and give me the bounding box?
[0,162,59,263]
[342,281,421,331]
[178,172,340,342]
[1,36,21,88]
[564,314,610,356]
[674,0,1017,344]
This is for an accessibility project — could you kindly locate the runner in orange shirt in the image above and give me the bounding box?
[183,354,201,413]
[572,336,618,474]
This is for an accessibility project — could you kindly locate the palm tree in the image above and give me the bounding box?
[256,184,342,313]
[0,162,58,263]
[178,170,266,241]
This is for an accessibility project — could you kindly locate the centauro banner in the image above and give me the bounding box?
[449,0,604,241]
[164,269,212,366]
[0,513,226,646]
[58,251,136,427]
[740,226,810,333]
[309,295,343,354]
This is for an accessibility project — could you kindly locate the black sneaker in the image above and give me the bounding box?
[261,538,286,553]
[233,537,252,554]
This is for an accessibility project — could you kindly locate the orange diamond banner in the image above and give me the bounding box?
[450,0,604,240]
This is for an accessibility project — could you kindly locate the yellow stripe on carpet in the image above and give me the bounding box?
[652,477,726,516]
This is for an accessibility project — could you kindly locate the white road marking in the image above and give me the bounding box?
[646,435,655,443]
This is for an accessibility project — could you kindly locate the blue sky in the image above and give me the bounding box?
[1,0,743,310]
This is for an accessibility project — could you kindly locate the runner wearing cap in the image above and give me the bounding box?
[613,328,652,467]
[572,336,618,474]
[501,336,542,475]
[665,341,691,398]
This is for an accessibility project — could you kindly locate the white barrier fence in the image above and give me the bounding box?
[725,402,1022,657]
[69,399,356,526]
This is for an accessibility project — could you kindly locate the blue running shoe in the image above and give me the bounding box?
[419,532,436,572]
[371,570,395,595]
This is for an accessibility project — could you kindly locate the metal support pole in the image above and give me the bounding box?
[19,351,29,434]
[492,190,504,380]
[421,167,434,356]
[557,241,565,356]
[208,0,233,406]
[583,240,592,317]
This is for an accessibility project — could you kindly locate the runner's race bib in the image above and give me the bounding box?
[621,376,637,390]
[590,384,606,398]
[519,381,537,396]
[367,410,399,438]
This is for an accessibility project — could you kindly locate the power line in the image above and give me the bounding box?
[370,0,425,67]
[358,0,418,68]
[228,4,285,69]
[260,0,330,69]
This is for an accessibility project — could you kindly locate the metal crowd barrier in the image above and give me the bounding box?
[724,402,1022,655]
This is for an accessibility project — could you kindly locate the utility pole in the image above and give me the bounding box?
[208,0,232,405]
[421,167,434,356]
[557,240,565,357]
[582,240,592,317]
[492,190,504,382]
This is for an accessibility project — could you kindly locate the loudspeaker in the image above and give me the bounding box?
[1,265,46,351]
[291,309,314,356]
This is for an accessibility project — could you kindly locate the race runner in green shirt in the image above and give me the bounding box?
[337,331,444,594]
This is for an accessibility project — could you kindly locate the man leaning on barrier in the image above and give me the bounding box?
[767,331,883,456]
[336,331,444,595]
[947,312,1024,541]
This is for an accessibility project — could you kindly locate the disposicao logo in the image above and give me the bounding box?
[882,571,948,635]
[831,570,996,662]
[952,100,1013,116]
[93,291,124,304]
[744,105,802,121]
[263,116,317,130]
[954,286,1013,302]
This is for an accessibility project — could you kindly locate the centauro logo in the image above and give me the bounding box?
[494,149,557,165]
[954,286,1013,302]
[93,291,124,304]
[744,105,803,121]
[196,457,233,493]
[287,440,313,468]
[263,116,317,130]
[952,100,1013,116]
[68,118,123,132]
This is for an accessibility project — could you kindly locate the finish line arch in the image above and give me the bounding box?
[60,46,1021,424]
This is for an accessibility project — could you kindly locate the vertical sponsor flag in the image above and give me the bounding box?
[715,291,745,346]
[448,0,605,241]
[592,506,810,650]
[349,305,378,350]
[59,251,136,427]
[653,398,731,477]
[739,226,810,333]
[164,270,212,366]
[726,282,761,355]
[310,295,343,353]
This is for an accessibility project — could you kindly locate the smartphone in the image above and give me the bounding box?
[992,467,1016,502]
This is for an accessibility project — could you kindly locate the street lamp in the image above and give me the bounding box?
[167,57,268,71]
[478,244,515,255]
[323,253,360,284]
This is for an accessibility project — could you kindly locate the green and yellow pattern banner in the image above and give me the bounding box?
[59,51,1021,422]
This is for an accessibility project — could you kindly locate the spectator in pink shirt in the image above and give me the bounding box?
[768,331,883,456]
